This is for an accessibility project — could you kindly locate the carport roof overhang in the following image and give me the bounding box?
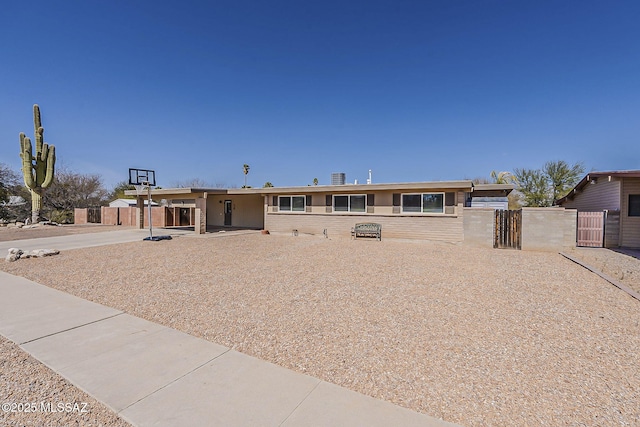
[123,188,227,198]
[124,181,514,198]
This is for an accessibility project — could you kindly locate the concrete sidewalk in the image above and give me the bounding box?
[0,271,459,426]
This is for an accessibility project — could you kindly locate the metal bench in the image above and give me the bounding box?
[351,223,381,241]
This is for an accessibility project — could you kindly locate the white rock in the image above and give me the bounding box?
[5,248,23,262]
[24,249,60,258]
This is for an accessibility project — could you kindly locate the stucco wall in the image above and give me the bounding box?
[207,194,264,228]
[101,207,137,226]
[74,208,88,224]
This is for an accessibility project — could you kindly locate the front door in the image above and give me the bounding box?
[179,208,190,226]
[224,200,232,226]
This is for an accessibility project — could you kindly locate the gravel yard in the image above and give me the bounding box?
[564,246,640,294]
[2,232,640,426]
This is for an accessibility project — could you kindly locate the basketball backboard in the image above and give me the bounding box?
[129,168,156,186]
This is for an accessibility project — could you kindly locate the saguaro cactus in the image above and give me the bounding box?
[19,104,56,223]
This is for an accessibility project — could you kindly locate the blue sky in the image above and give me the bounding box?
[1,1,638,189]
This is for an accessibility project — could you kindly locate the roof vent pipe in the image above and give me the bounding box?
[367,169,372,184]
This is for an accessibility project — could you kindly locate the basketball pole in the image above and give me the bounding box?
[147,183,153,239]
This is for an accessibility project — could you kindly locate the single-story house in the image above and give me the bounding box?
[556,170,640,248]
[125,181,513,241]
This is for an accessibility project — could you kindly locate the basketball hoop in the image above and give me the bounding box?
[133,182,149,197]
[128,168,171,241]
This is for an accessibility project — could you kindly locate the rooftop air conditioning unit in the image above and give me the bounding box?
[331,173,346,185]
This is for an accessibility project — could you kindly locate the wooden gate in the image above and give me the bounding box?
[577,211,605,247]
[87,207,101,223]
[494,209,522,249]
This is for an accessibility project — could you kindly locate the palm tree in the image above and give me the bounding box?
[242,164,250,188]
[313,177,318,186]
[263,181,273,188]
[490,170,513,184]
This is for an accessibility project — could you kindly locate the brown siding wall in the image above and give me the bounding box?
[561,179,621,211]
[621,178,640,247]
[265,212,464,241]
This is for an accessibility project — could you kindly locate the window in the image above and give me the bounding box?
[402,193,444,214]
[629,195,640,217]
[279,196,305,212]
[333,195,366,213]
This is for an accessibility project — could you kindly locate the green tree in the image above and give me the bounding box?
[110,180,136,200]
[512,161,585,207]
[313,177,318,186]
[513,168,552,207]
[263,181,274,188]
[543,160,584,201]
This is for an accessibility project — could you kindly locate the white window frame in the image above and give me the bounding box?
[278,195,306,212]
[332,194,367,213]
[401,192,445,214]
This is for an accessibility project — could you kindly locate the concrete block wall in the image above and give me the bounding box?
[462,207,577,251]
[462,208,494,248]
[521,208,576,251]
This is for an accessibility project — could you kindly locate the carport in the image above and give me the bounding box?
[125,187,265,234]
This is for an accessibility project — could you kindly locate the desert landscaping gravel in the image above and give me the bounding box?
[0,336,131,427]
[565,246,640,295]
[2,231,640,426]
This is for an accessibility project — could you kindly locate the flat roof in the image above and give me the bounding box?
[125,180,514,198]
[234,180,477,194]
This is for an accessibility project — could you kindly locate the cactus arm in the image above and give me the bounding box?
[37,128,46,161]
[41,145,55,188]
[34,105,43,158]
[20,135,36,189]
[33,104,41,129]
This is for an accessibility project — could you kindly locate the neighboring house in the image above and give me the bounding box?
[556,170,640,248]
[109,198,157,208]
